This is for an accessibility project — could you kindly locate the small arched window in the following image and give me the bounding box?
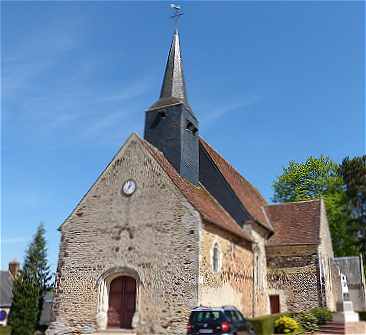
[212,243,221,273]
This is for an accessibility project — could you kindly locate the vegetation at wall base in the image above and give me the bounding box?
[293,312,319,332]
[309,307,332,325]
[274,315,301,334]
[358,311,366,321]
[249,314,278,335]
[0,327,11,335]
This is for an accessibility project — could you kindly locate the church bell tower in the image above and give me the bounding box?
[144,30,199,185]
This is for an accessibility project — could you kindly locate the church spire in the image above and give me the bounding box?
[150,29,190,110]
[144,25,199,185]
[159,29,188,104]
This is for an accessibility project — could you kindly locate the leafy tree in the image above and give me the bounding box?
[339,156,366,261]
[273,155,341,203]
[273,156,357,257]
[8,224,52,334]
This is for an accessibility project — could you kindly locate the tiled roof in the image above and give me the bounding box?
[199,138,273,232]
[265,199,321,246]
[0,271,13,307]
[140,138,253,243]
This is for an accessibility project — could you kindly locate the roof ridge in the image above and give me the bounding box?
[265,199,321,207]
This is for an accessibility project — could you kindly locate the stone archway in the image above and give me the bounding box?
[96,267,140,330]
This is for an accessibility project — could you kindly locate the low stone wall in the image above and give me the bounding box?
[267,245,321,312]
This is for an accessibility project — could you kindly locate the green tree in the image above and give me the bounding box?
[8,272,40,335]
[8,224,52,335]
[273,156,357,257]
[273,156,341,203]
[339,156,366,261]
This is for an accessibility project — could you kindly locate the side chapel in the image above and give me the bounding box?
[48,29,343,335]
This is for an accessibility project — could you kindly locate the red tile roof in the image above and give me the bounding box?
[140,137,253,242]
[199,138,273,232]
[264,200,321,246]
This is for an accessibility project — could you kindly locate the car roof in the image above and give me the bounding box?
[191,306,239,312]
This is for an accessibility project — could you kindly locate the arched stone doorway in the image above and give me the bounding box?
[108,276,136,329]
[96,267,140,331]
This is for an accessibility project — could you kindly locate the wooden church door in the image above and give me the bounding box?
[269,295,280,314]
[107,276,136,329]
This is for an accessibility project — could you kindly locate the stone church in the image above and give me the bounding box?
[48,30,346,335]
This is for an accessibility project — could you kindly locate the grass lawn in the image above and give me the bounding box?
[0,327,10,335]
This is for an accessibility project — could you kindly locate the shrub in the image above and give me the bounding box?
[249,314,275,335]
[310,307,332,325]
[358,311,366,321]
[274,315,300,334]
[295,312,319,332]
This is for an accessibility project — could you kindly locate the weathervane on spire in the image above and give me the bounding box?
[170,4,183,30]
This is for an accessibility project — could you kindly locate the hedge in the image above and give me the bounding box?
[249,313,288,335]
[358,311,366,321]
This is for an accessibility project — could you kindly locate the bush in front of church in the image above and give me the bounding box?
[309,307,333,325]
[274,315,301,334]
[293,312,319,332]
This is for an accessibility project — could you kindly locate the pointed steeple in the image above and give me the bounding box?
[160,29,187,103]
[150,30,189,109]
[144,28,199,185]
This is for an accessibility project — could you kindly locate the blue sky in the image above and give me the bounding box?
[1,1,364,273]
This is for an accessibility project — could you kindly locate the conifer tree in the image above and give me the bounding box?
[8,224,52,334]
[340,155,366,263]
[8,271,40,335]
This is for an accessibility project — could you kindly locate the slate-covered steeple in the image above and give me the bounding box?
[159,30,188,105]
[144,30,199,185]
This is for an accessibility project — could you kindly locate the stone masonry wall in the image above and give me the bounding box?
[318,199,337,311]
[198,222,255,317]
[251,228,270,316]
[50,134,200,335]
[267,245,321,312]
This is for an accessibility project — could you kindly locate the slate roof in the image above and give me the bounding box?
[199,138,273,232]
[0,271,13,307]
[140,137,253,243]
[150,30,189,110]
[335,256,365,286]
[265,199,321,246]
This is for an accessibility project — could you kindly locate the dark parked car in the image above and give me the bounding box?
[186,306,256,335]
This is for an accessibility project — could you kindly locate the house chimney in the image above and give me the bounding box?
[8,260,20,278]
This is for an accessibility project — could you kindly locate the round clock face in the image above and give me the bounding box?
[122,179,136,196]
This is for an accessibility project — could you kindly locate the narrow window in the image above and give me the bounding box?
[212,243,220,273]
[186,121,198,135]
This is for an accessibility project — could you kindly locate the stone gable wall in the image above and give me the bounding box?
[318,200,337,311]
[251,228,270,316]
[50,135,200,335]
[267,245,321,312]
[198,222,255,317]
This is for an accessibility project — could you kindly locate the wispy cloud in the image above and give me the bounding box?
[201,94,261,126]
[2,17,153,143]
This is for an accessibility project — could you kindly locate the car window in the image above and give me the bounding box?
[234,310,245,321]
[190,311,224,322]
[224,310,238,321]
